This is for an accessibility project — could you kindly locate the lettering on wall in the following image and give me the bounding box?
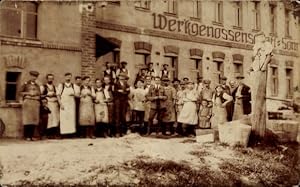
[3,55,26,69]
[152,13,299,51]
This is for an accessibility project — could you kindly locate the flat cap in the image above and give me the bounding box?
[236,75,245,79]
[220,76,227,80]
[120,61,127,65]
[203,79,211,84]
[29,71,39,77]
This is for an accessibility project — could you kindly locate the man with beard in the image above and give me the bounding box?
[57,73,78,137]
[21,71,41,141]
[40,74,60,138]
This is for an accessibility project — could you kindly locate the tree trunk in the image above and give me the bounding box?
[251,71,267,139]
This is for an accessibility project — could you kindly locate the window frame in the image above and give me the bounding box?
[0,2,38,39]
[165,0,177,15]
[5,71,21,102]
[192,0,202,21]
[286,68,293,99]
[234,1,243,28]
[285,9,291,37]
[164,55,178,80]
[270,66,279,96]
[253,1,261,31]
[135,0,151,10]
[269,3,277,35]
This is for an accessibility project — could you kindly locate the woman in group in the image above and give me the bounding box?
[177,81,198,137]
[79,76,96,139]
[211,85,233,128]
[102,75,114,137]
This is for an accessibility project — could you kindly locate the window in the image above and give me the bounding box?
[113,49,120,67]
[234,2,242,27]
[193,1,202,20]
[164,56,178,80]
[285,9,290,37]
[5,72,21,102]
[270,4,277,35]
[216,62,224,83]
[214,1,223,23]
[135,0,150,10]
[135,53,150,66]
[286,69,293,98]
[192,59,203,80]
[166,0,177,15]
[253,1,261,30]
[0,2,37,39]
[270,67,278,96]
[234,63,243,76]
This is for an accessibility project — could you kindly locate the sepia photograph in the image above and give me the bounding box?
[0,0,299,186]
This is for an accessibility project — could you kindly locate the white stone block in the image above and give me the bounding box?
[218,121,252,147]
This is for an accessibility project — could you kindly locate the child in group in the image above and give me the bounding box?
[198,99,212,129]
[130,80,148,134]
[39,98,51,139]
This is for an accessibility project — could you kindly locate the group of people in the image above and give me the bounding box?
[21,61,251,141]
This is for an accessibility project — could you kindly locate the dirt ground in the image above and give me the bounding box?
[0,134,299,186]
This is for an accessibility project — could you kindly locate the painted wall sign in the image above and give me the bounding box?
[152,13,299,52]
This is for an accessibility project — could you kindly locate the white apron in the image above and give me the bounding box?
[59,85,76,134]
[94,89,109,123]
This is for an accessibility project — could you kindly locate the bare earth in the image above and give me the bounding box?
[0,134,299,186]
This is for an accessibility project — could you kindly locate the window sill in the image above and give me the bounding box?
[232,26,242,30]
[108,2,121,6]
[190,17,201,22]
[0,35,41,45]
[269,33,277,37]
[252,29,261,33]
[212,21,223,27]
[0,102,22,108]
[135,7,151,12]
[163,12,178,18]
[284,35,292,40]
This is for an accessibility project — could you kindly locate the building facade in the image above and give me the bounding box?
[0,0,299,137]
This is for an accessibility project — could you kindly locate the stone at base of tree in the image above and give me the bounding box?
[267,120,299,143]
[196,129,215,143]
[240,176,264,187]
[218,121,252,147]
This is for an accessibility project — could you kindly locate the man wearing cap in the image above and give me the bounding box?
[103,62,116,83]
[21,71,41,141]
[161,77,176,135]
[146,62,156,78]
[40,74,60,138]
[114,72,130,137]
[159,64,171,80]
[146,76,167,135]
[116,61,130,79]
[232,75,251,120]
[199,79,214,107]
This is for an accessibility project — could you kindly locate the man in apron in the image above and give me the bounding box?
[21,71,41,141]
[57,73,78,137]
[40,74,60,138]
